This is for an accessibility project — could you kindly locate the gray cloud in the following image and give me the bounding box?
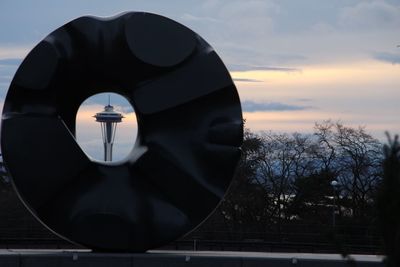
[373,52,400,64]
[0,83,8,98]
[339,1,400,30]
[0,75,12,83]
[0,58,22,66]
[267,53,307,63]
[296,98,313,102]
[181,13,219,23]
[0,62,18,98]
[228,64,300,72]
[233,78,262,83]
[80,93,135,114]
[0,1,398,68]
[116,105,135,114]
[242,100,311,113]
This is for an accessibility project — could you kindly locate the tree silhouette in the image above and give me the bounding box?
[377,133,400,267]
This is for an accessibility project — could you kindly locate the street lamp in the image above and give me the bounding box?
[330,180,339,228]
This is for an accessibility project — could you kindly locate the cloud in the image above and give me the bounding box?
[296,98,313,102]
[0,80,11,98]
[373,52,400,64]
[180,1,279,65]
[181,13,219,23]
[267,53,307,63]
[0,46,29,60]
[217,1,279,36]
[233,78,262,83]
[228,64,300,72]
[213,43,267,66]
[339,1,400,30]
[0,1,396,69]
[79,93,136,116]
[0,60,20,98]
[190,0,400,66]
[0,58,22,66]
[0,58,20,83]
[115,105,135,114]
[0,75,12,83]
[242,100,311,112]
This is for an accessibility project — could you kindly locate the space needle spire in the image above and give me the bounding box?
[94,96,124,161]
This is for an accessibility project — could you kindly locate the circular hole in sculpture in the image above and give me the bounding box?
[76,93,137,162]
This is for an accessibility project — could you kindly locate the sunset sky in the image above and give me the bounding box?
[0,0,399,160]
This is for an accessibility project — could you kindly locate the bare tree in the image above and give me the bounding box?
[205,120,383,244]
[314,121,383,220]
[251,132,316,232]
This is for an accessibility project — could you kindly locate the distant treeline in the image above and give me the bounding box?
[221,120,382,228]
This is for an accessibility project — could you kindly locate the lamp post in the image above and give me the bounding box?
[330,180,339,228]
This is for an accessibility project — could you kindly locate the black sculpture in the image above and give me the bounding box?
[1,12,243,251]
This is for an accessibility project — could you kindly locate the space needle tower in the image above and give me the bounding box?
[94,96,124,161]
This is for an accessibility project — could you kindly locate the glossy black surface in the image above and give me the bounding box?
[1,12,243,251]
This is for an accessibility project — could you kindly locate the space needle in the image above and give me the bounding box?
[94,96,124,161]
